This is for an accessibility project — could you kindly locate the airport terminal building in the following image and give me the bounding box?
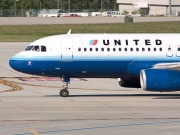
[117,0,180,16]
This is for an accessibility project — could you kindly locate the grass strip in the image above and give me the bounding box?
[0,22,180,42]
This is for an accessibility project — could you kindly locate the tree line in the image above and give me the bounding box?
[0,0,117,17]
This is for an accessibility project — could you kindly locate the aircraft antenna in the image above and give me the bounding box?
[67,29,71,35]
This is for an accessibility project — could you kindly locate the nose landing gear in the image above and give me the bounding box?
[60,77,70,97]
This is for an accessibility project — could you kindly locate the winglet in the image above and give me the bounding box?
[67,29,71,35]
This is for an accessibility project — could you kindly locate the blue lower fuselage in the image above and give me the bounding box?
[9,59,172,78]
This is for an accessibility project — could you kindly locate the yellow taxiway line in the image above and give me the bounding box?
[0,78,23,92]
[31,130,40,135]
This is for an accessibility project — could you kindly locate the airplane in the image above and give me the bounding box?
[9,30,180,97]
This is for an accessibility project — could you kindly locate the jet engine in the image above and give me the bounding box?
[140,69,180,92]
[118,78,141,88]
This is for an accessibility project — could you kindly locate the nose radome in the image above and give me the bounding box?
[9,56,21,71]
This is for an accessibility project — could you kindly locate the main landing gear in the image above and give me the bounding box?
[60,77,70,97]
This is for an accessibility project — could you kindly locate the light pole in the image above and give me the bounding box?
[83,0,84,10]
[39,0,41,13]
[169,0,172,17]
[57,0,59,9]
[14,0,18,17]
[61,0,62,10]
[68,0,70,13]
[101,0,102,10]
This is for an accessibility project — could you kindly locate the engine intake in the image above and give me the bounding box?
[140,69,180,92]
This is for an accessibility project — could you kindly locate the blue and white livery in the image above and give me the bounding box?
[9,30,180,97]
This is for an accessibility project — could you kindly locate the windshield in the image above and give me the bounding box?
[32,45,40,52]
[25,45,34,51]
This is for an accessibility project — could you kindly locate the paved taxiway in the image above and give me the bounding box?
[1,17,180,25]
[1,43,180,135]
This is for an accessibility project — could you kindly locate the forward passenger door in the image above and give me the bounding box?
[61,38,73,61]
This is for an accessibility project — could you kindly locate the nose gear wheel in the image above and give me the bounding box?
[60,88,69,97]
[60,77,70,97]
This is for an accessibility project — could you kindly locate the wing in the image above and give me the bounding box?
[153,62,180,70]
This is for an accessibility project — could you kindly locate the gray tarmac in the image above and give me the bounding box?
[1,42,180,135]
[0,17,180,25]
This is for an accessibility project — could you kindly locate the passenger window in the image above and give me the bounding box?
[154,48,156,51]
[113,48,116,51]
[78,48,81,51]
[130,48,133,51]
[25,45,34,51]
[178,48,180,51]
[119,48,121,51]
[101,48,104,51]
[84,48,87,51]
[159,48,162,51]
[142,48,145,51]
[125,48,127,51]
[136,48,139,51]
[96,48,98,51]
[41,46,46,52]
[148,48,151,51]
[90,48,92,51]
[32,45,40,52]
[107,48,110,51]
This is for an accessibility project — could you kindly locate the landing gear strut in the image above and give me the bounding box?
[60,77,70,97]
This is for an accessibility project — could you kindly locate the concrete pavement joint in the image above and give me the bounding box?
[98,101,139,115]
[10,102,37,112]
[1,118,180,122]
[12,120,180,135]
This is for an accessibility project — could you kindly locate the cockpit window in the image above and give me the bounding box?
[41,46,46,52]
[25,45,46,52]
[32,46,40,52]
[25,45,34,51]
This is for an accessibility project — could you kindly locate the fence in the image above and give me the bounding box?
[0,9,114,17]
[1,8,180,17]
[0,9,39,17]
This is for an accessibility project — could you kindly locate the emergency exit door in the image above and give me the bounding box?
[61,38,73,61]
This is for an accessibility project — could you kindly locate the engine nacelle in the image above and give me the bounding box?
[140,69,180,92]
[118,78,141,88]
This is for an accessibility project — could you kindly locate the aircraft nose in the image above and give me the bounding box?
[9,56,21,71]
